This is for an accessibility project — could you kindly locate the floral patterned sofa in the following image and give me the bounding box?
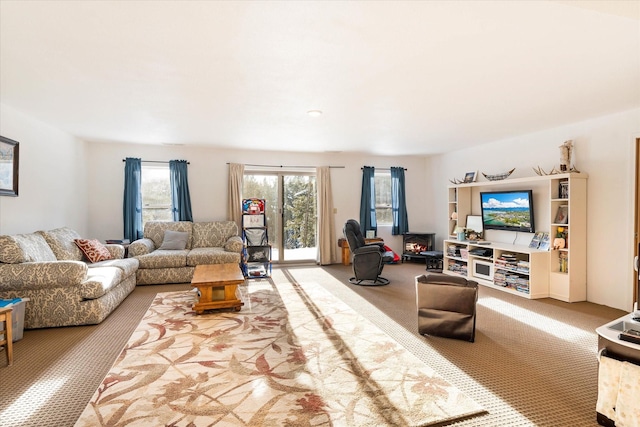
[0,227,139,329]
[128,221,243,285]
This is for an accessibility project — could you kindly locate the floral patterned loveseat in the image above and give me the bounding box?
[129,221,243,285]
[0,227,139,329]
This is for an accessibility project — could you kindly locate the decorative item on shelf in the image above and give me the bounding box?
[532,165,582,175]
[554,205,568,224]
[450,211,458,220]
[559,140,573,172]
[449,171,478,184]
[553,227,567,250]
[532,140,581,176]
[481,168,515,181]
[465,229,482,241]
[454,226,466,241]
[533,166,558,176]
[463,171,477,183]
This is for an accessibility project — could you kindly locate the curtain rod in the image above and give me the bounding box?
[361,166,408,171]
[228,163,344,169]
[122,159,190,164]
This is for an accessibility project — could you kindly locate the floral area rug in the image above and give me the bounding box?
[75,274,485,426]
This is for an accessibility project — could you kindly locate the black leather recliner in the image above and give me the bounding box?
[343,219,393,286]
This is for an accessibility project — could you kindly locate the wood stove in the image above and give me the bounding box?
[402,232,436,262]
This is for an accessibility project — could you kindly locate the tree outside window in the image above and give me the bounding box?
[141,165,172,226]
[375,172,392,225]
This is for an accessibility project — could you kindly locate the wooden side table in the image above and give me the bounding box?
[0,307,13,366]
[338,237,384,266]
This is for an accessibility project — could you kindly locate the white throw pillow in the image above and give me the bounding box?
[158,230,189,250]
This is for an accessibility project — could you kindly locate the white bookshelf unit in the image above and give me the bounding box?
[444,172,587,301]
[548,175,587,302]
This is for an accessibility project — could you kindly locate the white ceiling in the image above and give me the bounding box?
[1,1,639,155]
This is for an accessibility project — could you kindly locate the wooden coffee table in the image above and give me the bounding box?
[191,263,245,314]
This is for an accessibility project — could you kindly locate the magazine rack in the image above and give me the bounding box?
[241,199,272,278]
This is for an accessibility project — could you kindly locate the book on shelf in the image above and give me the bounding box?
[559,180,569,199]
[538,233,550,251]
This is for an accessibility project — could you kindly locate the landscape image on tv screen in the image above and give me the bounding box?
[480,190,534,233]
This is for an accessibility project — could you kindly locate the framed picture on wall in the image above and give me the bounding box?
[0,136,19,197]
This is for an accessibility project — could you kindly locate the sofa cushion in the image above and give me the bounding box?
[136,250,189,269]
[81,266,124,299]
[144,221,193,250]
[91,257,139,278]
[0,233,57,263]
[136,266,194,285]
[38,227,84,261]
[192,221,239,248]
[187,247,242,266]
[158,230,189,250]
[75,239,113,263]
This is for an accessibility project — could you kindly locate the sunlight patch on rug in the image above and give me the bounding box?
[75,278,485,426]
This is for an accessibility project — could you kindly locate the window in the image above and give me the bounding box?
[141,164,172,226]
[375,171,392,225]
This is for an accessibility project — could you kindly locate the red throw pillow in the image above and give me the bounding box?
[74,238,112,263]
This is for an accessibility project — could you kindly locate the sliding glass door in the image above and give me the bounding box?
[243,172,317,262]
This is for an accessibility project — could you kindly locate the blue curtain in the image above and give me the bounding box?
[170,160,193,221]
[391,166,409,235]
[123,157,142,241]
[359,166,377,235]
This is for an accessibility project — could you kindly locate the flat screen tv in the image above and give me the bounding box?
[480,190,535,233]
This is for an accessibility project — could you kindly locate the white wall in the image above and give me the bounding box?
[430,108,640,311]
[85,143,432,258]
[3,100,638,311]
[0,104,89,235]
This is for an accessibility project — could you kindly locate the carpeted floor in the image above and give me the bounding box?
[0,262,627,426]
